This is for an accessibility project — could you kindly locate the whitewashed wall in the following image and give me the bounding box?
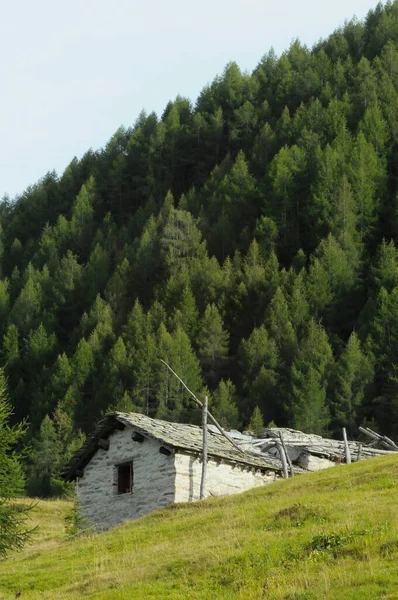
[77,428,175,530]
[77,428,278,530]
[174,451,277,503]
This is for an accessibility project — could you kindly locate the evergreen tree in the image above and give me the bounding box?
[0,370,31,556]
[290,320,334,434]
[197,304,229,388]
[156,324,203,422]
[330,332,373,435]
[249,406,264,436]
[211,379,239,429]
[3,2,398,469]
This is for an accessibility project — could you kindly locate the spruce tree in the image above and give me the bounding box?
[331,332,373,435]
[249,406,264,436]
[0,369,31,557]
[198,304,229,388]
[211,379,239,429]
[290,320,334,434]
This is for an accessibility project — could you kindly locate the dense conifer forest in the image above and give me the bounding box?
[2,1,398,494]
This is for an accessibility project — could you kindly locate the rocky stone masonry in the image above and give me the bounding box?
[77,428,176,530]
[222,426,397,471]
[67,412,286,530]
[64,413,396,530]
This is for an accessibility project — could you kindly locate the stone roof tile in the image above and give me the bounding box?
[62,412,284,481]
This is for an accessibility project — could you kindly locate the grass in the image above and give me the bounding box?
[1,456,398,599]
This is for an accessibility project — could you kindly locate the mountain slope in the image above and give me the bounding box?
[2,2,398,494]
[1,456,398,599]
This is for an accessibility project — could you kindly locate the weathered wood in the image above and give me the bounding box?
[160,359,246,456]
[343,428,351,464]
[359,426,398,451]
[382,435,398,450]
[98,438,110,451]
[200,396,208,500]
[159,446,172,456]
[357,443,362,461]
[276,440,289,479]
[279,432,294,477]
[132,432,145,443]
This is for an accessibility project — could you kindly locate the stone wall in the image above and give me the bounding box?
[77,428,278,530]
[174,451,278,503]
[77,428,176,530]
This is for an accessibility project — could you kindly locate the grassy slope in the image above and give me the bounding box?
[1,456,398,600]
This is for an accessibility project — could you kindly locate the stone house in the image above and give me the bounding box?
[62,411,284,530]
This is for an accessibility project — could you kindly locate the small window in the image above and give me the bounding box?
[117,463,133,494]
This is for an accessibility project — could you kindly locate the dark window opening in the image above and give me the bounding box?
[117,463,133,494]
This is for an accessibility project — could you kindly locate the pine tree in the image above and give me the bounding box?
[156,324,203,422]
[27,415,59,497]
[331,332,373,435]
[290,320,334,434]
[0,370,31,556]
[249,406,264,436]
[268,287,297,365]
[197,304,229,388]
[211,379,239,429]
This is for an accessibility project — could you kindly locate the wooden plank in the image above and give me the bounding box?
[343,428,351,464]
[159,446,172,456]
[276,440,289,479]
[279,432,294,477]
[200,395,208,500]
[98,438,110,451]
[357,443,362,461]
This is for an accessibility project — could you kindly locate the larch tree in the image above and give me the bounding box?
[0,369,31,557]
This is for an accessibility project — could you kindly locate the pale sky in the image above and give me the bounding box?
[0,0,380,200]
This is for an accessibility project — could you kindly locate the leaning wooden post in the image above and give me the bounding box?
[343,428,352,464]
[276,440,289,479]
[200,396,208,500]
[279,432,294,477]
[160,360,246,455]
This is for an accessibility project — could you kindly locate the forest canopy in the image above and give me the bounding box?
[2,1,398,495]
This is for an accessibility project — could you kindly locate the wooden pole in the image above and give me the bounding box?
[276,441,289,479]
[279,432,294,477]
[358,426,398,451]
[200,396,208,500]
[357,443,362,462]
[160,359,246,455]
[343,428,351,464]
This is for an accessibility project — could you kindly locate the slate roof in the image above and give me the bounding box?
[62,411,284,481]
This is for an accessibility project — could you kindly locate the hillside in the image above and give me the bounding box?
[3,1,398,493]
[1,456,397,599]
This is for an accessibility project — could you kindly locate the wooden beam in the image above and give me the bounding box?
[343,428,351,464]
[357,443,362,461]
[160,359,246,456]
[159,446,172,456]
[200,396,208,499]
[279,432,294,477]
[132,432,145,443]
[98,438,110,451]
[275,440,289,479]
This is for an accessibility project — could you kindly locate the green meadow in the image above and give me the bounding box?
[1,455,398,599]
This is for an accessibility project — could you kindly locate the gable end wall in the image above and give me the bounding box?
[77,428,176,530]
